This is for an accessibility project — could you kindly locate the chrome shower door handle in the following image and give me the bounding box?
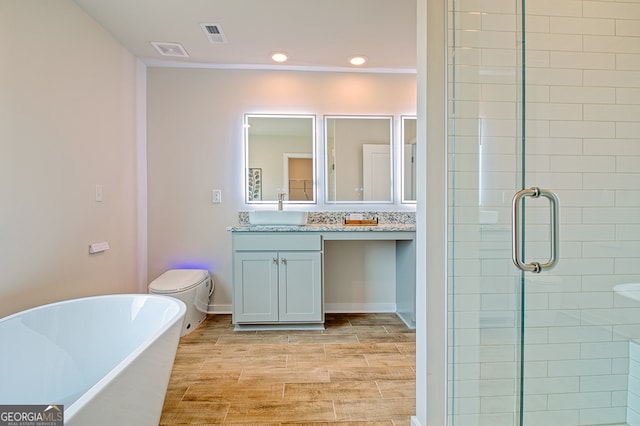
[512,187,559,273]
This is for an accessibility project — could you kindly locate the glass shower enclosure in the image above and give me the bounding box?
[446,0,640,425]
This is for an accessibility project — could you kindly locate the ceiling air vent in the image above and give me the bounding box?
[151,42,189,57]
[200,23,227,44]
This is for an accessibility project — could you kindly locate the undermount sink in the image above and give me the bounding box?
[613,283,640,303]
[248,211,308,226]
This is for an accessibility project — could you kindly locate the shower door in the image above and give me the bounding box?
[447,0,640,425]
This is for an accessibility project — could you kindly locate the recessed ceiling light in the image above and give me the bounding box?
[271,52,288,63]
[349,56,367,66]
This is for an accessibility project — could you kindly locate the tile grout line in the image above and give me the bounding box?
[221,404,231,424]
[374,379,384,399]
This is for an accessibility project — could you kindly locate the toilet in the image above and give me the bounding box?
[148,269,213,336]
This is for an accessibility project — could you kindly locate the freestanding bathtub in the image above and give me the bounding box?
[0,294,186,425]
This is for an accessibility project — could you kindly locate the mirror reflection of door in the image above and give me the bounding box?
[284,155,313,201]
[362,144,390,201]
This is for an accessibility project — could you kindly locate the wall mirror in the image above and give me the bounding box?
[244,114,316,204]
[324,115,393,203]
[401,116,417,203]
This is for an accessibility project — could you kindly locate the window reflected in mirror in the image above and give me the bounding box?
[244,114,316,204]
[325,115,393,203]
[402,116,417,203]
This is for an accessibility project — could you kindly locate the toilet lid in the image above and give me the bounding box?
[149,269,208,293]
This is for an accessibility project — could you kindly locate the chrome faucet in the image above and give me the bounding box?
[277,192,286,211]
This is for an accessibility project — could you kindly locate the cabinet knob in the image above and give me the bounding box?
[273,258,278,264]
[281,258,287,265]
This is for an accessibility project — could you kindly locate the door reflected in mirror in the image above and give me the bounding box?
[324,115,393,203]
[245,114,316,204]
[402,116,417,203]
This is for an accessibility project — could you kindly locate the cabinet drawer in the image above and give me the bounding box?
[234,233,322,251]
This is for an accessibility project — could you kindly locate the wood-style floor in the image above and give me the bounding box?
[160,313,416,425]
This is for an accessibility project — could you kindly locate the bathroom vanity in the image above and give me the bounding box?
[232,233,323,326]
[228,213,416,330]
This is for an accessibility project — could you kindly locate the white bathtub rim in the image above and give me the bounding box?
[64,294,186,420]
[1,294,186,420]
[1,293,185,323]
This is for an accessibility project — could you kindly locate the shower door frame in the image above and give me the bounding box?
[416,0,448,424]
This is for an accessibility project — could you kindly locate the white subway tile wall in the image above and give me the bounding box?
[448,0,640,425]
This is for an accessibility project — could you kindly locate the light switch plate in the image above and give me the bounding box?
[212,189,222,203]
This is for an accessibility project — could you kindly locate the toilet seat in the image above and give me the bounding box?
[148,269,208,294]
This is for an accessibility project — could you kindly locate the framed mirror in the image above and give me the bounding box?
[244,114,316,204]
[401,116,417,203]
[324,115,393,203]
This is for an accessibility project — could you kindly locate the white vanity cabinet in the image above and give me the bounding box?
[232,233,323,327]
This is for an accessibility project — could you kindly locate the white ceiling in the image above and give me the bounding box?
[72,0,416,72]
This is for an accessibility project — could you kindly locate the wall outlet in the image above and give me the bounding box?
[95,184,103,202]
[211,189,222,204]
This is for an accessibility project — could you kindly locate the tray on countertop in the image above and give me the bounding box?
[343,219,378,226]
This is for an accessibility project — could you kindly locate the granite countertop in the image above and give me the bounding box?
[226,223,416,232]
[227,211,416,232]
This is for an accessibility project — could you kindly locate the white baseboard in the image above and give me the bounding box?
[324,302,396,313]
[205,303,397,315]
[204,304,231,314]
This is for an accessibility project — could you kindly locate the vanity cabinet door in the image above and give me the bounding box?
[278,251,322,322]
[233,251,279,323]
